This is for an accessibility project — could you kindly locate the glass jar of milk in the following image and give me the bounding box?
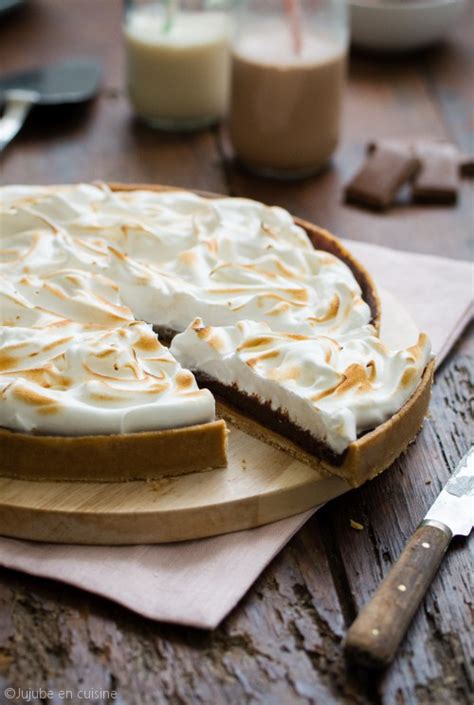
[124,0,232,131]
[229,0,348,178]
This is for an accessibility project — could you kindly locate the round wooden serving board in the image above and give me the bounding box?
[0,283,419,545]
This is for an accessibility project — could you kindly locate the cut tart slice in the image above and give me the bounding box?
[0,317,227,482]
[170,318,434,487]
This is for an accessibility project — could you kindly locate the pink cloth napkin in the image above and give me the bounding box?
[344,241,473,366]
[0,243,472,629]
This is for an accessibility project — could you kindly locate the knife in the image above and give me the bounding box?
[0,57,101,153]
[344,446,473,669]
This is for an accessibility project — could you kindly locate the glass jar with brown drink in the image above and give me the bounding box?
[229,0,348,178]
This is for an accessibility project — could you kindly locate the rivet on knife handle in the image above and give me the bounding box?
[344,522,451,669]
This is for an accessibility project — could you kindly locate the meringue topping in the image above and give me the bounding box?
[0,184,371,334]
[170,319,432,454]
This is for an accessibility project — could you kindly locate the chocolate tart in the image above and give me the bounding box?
[0,184,431,487]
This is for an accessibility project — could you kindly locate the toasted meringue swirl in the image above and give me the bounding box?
[0,320,214,435]
[1,183,430,444]
[171,319,432,454]
[0,183,371,333]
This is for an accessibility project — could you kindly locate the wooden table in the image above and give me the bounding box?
[0,2,472,703]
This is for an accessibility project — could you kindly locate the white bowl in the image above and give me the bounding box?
[350,0,467,52]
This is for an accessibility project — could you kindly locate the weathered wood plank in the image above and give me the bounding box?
[0,531,363,705]
[418,14,474,154]
[0,93,226,193]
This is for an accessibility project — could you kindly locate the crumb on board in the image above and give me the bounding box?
[350,519,364,531]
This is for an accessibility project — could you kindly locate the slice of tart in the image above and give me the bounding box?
[170,318,434,487]
[0,317,227,482]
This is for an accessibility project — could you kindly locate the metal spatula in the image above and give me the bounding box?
[0,57,101,152]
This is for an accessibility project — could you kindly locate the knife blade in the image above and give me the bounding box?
[0,57,101,152]
[423,447,473,537]
[345,447,473,669]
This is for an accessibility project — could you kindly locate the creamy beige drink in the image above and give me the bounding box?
[125,7,231,129]
[229,26,346,176]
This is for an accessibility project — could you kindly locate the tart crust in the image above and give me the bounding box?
[0,420,228,482]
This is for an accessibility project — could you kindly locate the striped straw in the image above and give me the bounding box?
[162,0,178,33]
[283,0,303,56]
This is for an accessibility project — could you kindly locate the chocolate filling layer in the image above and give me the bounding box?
[152,325,176,347]
[153,324,349,466]
[194,372,346,467]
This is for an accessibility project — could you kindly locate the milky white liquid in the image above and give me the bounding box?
[125,8,231,127]
[230,24,346,174]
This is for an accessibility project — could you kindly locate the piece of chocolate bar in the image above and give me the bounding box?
[412,142,459,204]
[345,143,419,210]
[369,139,473,177]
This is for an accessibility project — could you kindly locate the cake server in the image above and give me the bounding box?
[0,57,101,152]
[344,446,473,669]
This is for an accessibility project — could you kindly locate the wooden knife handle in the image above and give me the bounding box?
[344,521,451,669]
